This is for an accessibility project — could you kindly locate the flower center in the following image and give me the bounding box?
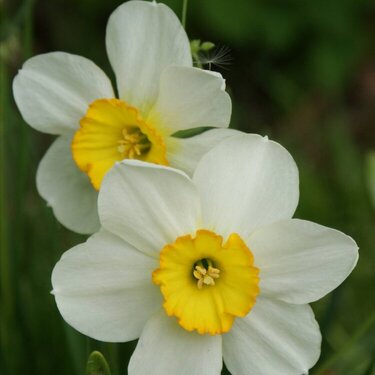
[153,230,260,335]
[193,259,220,289]
[72,98,167,190]
[117,126,151,159]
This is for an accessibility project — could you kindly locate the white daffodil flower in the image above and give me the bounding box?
[52,134,358,375]
[13,0,233,234]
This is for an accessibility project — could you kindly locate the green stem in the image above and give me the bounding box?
[23,0,35,59]
[181,0,189,29]
[15,0,34,278]
[0,1,35,371]
[0,0,13,369]
[108,343,119,375]
[314,311,375,374]
[0,35,12,375]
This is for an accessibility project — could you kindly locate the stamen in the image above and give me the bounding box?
[117,127,150,158]
[193,262,220,289]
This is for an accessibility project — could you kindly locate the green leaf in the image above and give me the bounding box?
[172,127,211,138]
[85,351,111,375]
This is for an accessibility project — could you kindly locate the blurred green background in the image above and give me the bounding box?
[1,0,375,374]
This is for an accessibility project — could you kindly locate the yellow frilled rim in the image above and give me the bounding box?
[72,98,168,190]
[153,229,260,335]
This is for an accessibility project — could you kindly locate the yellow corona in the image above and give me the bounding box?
[72,98,167,190]
[153,230,260,335]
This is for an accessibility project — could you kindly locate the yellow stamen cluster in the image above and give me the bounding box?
[117,127,150,159]
[193,262,220,289]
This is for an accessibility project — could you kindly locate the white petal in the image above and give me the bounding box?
[98,160,201,257]
[166,128,241,176]
[106,1,192,114]
[36,136,100,234]
[13,52,114,135]
[193,134,299,240]
[148,66,231,133]
[128,311,222,375]
[223,297,321,375]
[249,219,359,304]
[52,230,160,342]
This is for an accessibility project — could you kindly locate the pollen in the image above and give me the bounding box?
[71,98,168,190]
[193,261,220,289]
[152,230,260,335]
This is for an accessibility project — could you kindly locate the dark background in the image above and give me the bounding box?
[1,0,374,373]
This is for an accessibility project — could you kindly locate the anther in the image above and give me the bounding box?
[117,127,150,158]
[193,263,220,289]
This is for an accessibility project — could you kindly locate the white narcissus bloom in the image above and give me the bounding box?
[52,134,358,375]
[13,0,233,234]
